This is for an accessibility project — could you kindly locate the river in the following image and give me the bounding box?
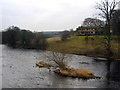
[1,45,120,88]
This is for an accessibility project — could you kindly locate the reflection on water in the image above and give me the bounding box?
[105,60,120,88]
[0,45,2,89]
[1,45,120,88]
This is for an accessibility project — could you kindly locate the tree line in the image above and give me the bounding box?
[2,26,48,50]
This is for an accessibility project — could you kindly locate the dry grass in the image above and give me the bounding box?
[47,37,61,42]
[47,36,120,59]
[76,68,93,77]
[36,61,52,67]
[54,68,100,79]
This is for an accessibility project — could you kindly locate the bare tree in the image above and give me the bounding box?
[82,18,105,27]
[44,51,72,69]
[96,0,118,59]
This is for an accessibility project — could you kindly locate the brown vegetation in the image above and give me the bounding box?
[36,61,52,67]
[35,61,100,79]
[44,51,71,69]
[47,36,120,59]
[54,68,101,79]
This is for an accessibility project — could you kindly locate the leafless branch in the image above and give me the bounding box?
[43,51,72,69]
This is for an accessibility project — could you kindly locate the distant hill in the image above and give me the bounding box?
[42,31,62,38]
[42,31,62,35]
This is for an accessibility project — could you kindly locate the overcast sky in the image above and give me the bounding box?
[0,0,109,31]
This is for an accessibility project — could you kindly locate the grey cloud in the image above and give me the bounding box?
[1,0,98,31]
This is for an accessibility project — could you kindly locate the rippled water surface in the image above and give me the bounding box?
[1,45,120,88]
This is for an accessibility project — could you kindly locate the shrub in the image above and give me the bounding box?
[44,51,72,69]
[61,30,70,41]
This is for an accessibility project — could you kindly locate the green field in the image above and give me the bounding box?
[47,35,120,60]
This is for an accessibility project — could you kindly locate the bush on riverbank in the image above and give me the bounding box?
[2,26,48,50]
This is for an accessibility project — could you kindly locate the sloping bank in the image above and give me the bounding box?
[47,36,120,60]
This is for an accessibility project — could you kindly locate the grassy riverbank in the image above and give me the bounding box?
[47,35,120,59]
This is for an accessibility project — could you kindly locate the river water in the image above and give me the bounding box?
[1,45,120,88]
